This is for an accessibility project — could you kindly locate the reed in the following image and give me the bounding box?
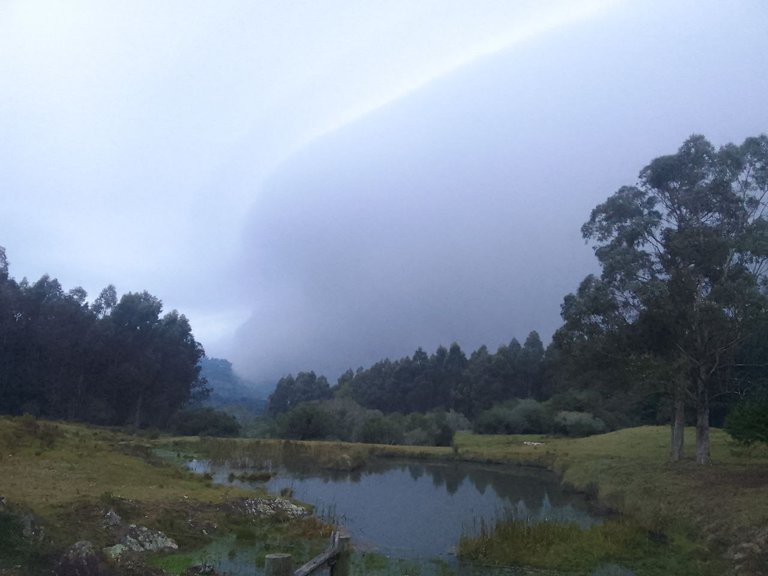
[458,513,721,575]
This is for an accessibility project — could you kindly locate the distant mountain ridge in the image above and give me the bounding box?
[198,357,268,416]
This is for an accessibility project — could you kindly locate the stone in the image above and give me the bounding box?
[102,544,129,560]
[102,509,122,528]
[122,524,178,553]
[55,541,111,576]
[103,525,177,558]
[237,497,309,520]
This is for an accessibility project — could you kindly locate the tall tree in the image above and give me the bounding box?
[579,134,768,463]
[268,371,331,416]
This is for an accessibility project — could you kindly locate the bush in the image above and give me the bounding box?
[276,402,336,440]
[553,411,606,437]
[474,399,553,435]
[360,416,404,445]
[171,408,241,437]
[725,396,768,445]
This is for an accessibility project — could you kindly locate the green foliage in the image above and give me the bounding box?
[474,399,553,435]
[340,334,545,417]
[473,400,607,437]
[566,134,768,461]
[0,509,46,570]
[0,251,206,429]
[276,402,336,440]
[270,397,468,446]
[458,517,716,576]
[171,408,241,437]
[268,372,331,416]
[725,396,768,445]
[361,415,405,445]
[553,410,607,437]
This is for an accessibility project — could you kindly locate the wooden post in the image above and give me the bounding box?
[265,553,293,576]
[330,533,351,576]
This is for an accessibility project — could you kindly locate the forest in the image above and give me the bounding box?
[264,134,768,461]
[2,134,768,463]
[0,252,207,429]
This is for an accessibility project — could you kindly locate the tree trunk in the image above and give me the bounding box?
[695,383,710,465]
[670,379,686,462]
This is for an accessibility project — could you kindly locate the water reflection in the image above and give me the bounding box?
[190,457,597,561]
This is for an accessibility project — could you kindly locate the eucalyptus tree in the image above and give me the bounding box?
[580,134,768,463]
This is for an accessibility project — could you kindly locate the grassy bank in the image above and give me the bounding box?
[166,427,768,573]
[0,416,330,575]
[453,427,768,574]
[166,427,768,551]
[4,417,767,575]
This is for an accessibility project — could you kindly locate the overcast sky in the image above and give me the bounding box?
[2,1,767,385]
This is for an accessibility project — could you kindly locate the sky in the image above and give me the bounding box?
[2,1,767,386]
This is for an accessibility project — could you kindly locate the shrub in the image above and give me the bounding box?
[276,402,335,440]
[725,395,768,445]
[553,411,606,437]
[360,416,404,445]
[474,399,553,434]
[171,408,241,437]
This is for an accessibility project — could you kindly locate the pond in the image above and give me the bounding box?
[188,456,599,574]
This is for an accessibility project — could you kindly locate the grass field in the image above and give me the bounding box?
[453,427,768,575]
[167,427,768,574]
[0,416,329,575]
[3,417,767,575]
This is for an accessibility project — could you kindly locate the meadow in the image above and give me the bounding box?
[2,417,767,575]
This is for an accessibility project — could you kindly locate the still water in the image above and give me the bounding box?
[189,457,597,567]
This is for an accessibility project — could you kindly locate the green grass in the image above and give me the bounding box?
[5,417,767,575]
[458,516,719,575]
[452,426,768,574]
[166,426,768,572]
[164,435,452,471]
[0,417,330,574]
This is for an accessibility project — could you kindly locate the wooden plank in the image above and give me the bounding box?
[293,531,350,576]
[293,549,334,576]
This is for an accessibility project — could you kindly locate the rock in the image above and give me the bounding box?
[102,544,129,560]
[55,541,112,576]
[103,525,177,558]
[122,524,178,553]
[237,498,310,520]
[102,509,122,528]
[754,527,768,547]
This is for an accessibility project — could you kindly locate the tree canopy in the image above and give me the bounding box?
[570,134,768,463]
[0,250,207,428]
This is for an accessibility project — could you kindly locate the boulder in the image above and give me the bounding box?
[55,541,111,576]
[102,509,122,529]
[237,497,310,520]
[103,525,177,558]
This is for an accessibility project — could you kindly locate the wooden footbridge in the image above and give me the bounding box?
[264,531,351,576]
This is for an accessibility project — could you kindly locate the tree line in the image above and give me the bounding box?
[268,332,544,418]
[268,134,768,461]
[0,249,207,428]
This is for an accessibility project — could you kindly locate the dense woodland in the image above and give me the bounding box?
[1,134,767,461]
[0,249,207,428]
[266,134,768,461]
